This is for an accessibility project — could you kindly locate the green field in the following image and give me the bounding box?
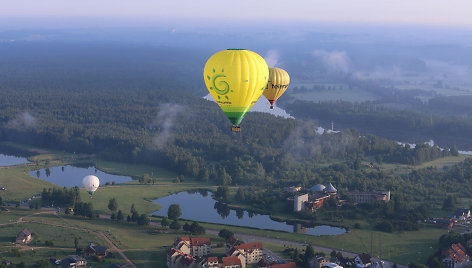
[0,145,461,266]
[376,155,470,176]
[79,184,210,215]
[0,166,54,202]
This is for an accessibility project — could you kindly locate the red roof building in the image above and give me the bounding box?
[234,242,263,251]
[16,228,32,244]
[191,237,211,246]
[173,237,211,257]
[442,243,469,268]
[222,256,242,268]
[231,242,263,265]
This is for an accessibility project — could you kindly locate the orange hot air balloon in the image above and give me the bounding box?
[263,67,290,109]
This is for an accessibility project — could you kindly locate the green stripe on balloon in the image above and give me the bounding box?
[223,111,249,125]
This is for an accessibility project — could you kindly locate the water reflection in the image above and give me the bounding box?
[0,154,30,166]
[236,208,244,219]
[214,202,230,219]
[30,165,133,188]
[152,191,346,236]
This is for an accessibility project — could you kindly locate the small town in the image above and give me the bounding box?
[2,1,472,267]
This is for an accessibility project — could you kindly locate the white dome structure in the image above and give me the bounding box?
[325,183,337,193]
[310,184,326,192]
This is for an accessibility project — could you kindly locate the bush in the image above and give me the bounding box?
[376,220,393,233]
[170,220,181,230]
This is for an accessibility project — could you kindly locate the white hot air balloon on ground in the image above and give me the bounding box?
[82,175,100,196]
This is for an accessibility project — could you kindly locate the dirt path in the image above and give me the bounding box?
[53,213,137,268]
[0,211,56,226]
[0,210,137,268]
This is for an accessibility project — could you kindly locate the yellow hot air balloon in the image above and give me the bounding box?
[204,49,269,131]
[263,67,290,109]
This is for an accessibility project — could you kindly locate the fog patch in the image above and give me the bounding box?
[7,112,38,129]
[264,49,281,68]
[424,60,471,80]
[282,122,354,164]
[313,50,350,73]
[150,103,184,149]
[353,65,404,81]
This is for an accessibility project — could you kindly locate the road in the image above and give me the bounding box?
[0,210,137,268]
[4,209,407,268]
[205,229,407,268]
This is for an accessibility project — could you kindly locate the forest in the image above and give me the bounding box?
[0,84,470,215]
[0,41,471,208]
[0,86,459,185]
[279,97,472,150]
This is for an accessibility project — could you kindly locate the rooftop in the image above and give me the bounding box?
[222,256,241,266]
[234,242,263,251]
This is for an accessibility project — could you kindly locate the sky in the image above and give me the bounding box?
[1,0,472,29]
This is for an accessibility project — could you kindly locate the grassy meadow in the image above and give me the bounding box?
[0,143,463,266]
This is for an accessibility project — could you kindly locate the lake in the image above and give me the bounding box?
[0,153,30,166]
[152,191,346,236]
[30,165,133,188]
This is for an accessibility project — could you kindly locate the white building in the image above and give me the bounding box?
[294,194,308,212]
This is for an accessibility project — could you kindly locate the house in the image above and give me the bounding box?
[442,243,469,268]
[354,253,372,267]
[310,256,329,268]
[61,255,87,268]
[230,242,263,265]
[173,237,211,257]
[167,248,198,268]
[206,257,220,268]
[222,256,243,268]
[226,237,244,255]
[16,228,32,244]
[85,243,108,258]
[167,248,187,268]
[455,209,471,221]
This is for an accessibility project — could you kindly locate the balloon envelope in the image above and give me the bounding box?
[263,67,290,109]
[82,175,99,195]
[204,49,269,129]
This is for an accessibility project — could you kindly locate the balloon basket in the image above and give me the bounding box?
[270,105,274,109]
[231,125,241,132]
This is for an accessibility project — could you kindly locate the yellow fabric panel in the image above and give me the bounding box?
[263,67,290,102]
[204,49,269,114]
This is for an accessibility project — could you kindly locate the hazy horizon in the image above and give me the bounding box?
[2,0,472,29]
